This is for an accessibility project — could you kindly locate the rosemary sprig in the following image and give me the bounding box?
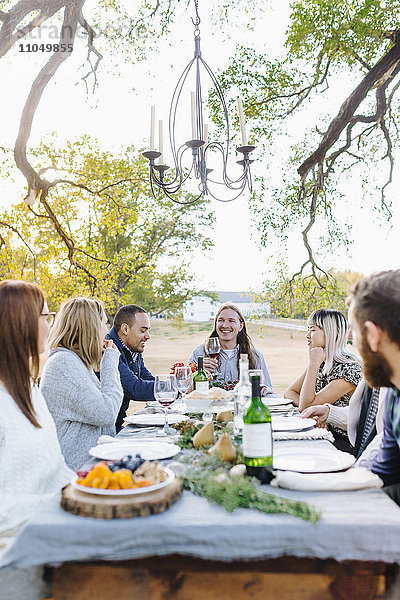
[182,468,320,523]
[173,418,320,523]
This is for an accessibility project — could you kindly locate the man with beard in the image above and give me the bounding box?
[107,305,155,432]
[347,270,400,504]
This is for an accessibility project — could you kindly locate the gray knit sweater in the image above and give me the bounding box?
[40,347,123,470]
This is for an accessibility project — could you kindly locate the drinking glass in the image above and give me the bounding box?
[205,337,221,377]
[202,409,213,424]
[154,374,178,437]
[175,366,192,405]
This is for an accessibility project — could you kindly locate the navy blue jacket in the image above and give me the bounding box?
[372,387,400,486]
[107,327,155,431]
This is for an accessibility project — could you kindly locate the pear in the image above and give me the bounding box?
[216,410,234,423]
[193,421,215,448]
[209,433,236,462]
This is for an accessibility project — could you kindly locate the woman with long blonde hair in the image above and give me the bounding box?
[285,308,362,451]
[40,297,123,470]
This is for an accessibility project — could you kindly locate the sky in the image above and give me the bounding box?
[1,0,399,293]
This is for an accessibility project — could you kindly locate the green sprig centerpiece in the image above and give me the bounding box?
[183,468,320,523]
[173,429,320,523]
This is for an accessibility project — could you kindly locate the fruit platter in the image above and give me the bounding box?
[72,454,174,496]
[170,361,198,374]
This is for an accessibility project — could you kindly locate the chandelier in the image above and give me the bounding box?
[142,0,255,204]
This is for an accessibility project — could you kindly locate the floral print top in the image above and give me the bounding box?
[316,359,363,439]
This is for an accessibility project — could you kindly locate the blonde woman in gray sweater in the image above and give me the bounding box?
[40,297,123,470]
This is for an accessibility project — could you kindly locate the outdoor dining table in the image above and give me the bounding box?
[2,420,400,599]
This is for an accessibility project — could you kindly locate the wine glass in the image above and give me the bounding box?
[154,374,178,437]
[175,366,192,406]
[205,337,221,377]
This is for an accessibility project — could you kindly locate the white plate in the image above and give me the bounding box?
[125,414,190,427]
[263,396,293,407]
[146,401,187,414]
[273,451,355,473]
[89,441,181,461]
[71,467,175,496]
[271,416,316,432]
[185,402,234,414]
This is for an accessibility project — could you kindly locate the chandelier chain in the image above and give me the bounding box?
[191,0,201,31]
[142,0,256,204]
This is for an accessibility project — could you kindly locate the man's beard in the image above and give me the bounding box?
[361,332,393,388]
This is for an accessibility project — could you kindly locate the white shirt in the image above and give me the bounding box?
[0,381,73,544]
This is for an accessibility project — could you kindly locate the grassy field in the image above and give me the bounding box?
[144,319,309,394]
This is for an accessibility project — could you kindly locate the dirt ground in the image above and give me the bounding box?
[144,320,309,394]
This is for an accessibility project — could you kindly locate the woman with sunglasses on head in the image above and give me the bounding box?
[285,308,362,451]
[189,302,273,392]
[40,297,123,470]
[0,280,73,598]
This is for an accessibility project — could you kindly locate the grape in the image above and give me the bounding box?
[124,455,145,473]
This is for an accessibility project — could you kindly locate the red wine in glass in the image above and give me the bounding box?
[157,396,176,407]
[205,338,221,376]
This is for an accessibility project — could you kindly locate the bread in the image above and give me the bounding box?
[186,390,209,400]
[186,388,233,401]
[207,387,232,400]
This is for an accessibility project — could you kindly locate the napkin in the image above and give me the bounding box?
[97,434,119,444]
[134,406,164,415]
[273,428,335,442]
[126,401,147,416]
[271,466,384,492]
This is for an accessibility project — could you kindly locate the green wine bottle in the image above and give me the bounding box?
[243,374,273,483]
[193,356,209,393]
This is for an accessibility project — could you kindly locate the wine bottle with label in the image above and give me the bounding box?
[233,353,251,436]
[243,374,273,483]
[193,356,209,393]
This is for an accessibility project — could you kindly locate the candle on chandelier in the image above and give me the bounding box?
[158,120,163,164]
[203,123,208,145]
[150,106,155,150]
[236,98,248,146]
[191,92,196,139]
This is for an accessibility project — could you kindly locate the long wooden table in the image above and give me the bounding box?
[2,432,400,600]
[52,555,396,600]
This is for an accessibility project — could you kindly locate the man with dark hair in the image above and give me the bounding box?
[107,304,155,431]
[347,269,400,504]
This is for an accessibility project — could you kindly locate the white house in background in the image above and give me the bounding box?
[183,291,271,322]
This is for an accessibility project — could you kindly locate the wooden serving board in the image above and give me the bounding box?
[61,478,183,519]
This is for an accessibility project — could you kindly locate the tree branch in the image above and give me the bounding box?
[0,219,37,257]
[0,0,66,58]
[252,52,332,119]
[38,187,98,292]
[298,33,400,178]
[78,11,102,92]
[13,1,83,199]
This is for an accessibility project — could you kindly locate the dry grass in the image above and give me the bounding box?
[144,319,309,394]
